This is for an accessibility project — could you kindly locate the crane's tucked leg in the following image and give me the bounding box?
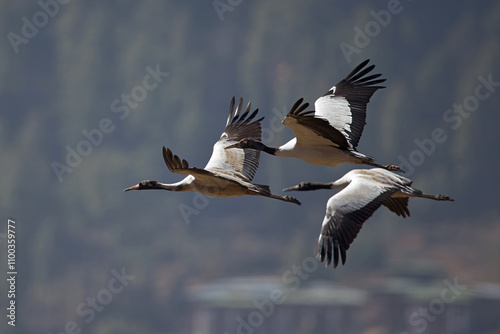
[420,193,454,201]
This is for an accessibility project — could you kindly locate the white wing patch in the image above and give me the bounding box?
[204,97,262,182]
[314,94,353,147]
[205,141,247,179]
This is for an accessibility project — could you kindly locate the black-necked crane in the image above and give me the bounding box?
[283,168,454,268]
[124,97,300,205]
[226,60,402,172]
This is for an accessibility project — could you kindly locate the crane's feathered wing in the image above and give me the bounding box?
[283,99,350,148]
[283,59,385,150]
[383,197,410,218]
[315,177,396,268]
[377,169,413,217]
[162,146,214,178]
[204,97,263,182]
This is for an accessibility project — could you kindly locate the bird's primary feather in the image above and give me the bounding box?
[205,97,263,182]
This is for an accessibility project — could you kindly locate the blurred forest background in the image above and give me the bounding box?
[0,1,499,333]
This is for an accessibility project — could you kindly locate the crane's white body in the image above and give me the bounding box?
[163,171,272,198]
[275,138,368,167]
[159,175,244,197]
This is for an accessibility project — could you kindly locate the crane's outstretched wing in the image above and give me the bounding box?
[281,60,385,149]
[315,178,396,268]
[163,146,215,178]
[313,59,386,150]
[283,98,350,148]
[205,97,263,182]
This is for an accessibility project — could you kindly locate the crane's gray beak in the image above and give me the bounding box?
[123,184,140,192]
[283,185,300,192]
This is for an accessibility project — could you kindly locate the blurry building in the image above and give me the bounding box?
[185,269,500,334]
[186,277,366,334]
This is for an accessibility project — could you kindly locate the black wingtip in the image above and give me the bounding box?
[162,146,172,171]
[315,236,348,269]
[227,97,236,125]
[288,98,310,117]
[340,247,347,266]
[283,195,301,205]
[333,244,339,269]
[162,146,168,162]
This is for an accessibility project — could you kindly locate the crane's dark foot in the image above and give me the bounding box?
[284,196,301,205]
[386,164,405,173]
[436,194,454,201]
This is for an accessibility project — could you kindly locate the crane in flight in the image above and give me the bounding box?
[284,168,454,268]
[124,97,300,205]
[226,60,403,172]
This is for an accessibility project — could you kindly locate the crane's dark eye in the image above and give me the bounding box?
[140,180,154,188]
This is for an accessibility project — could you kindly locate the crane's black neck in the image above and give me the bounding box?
[247,139,278,155]
[299,182,334,191]
[131,180,187,191]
